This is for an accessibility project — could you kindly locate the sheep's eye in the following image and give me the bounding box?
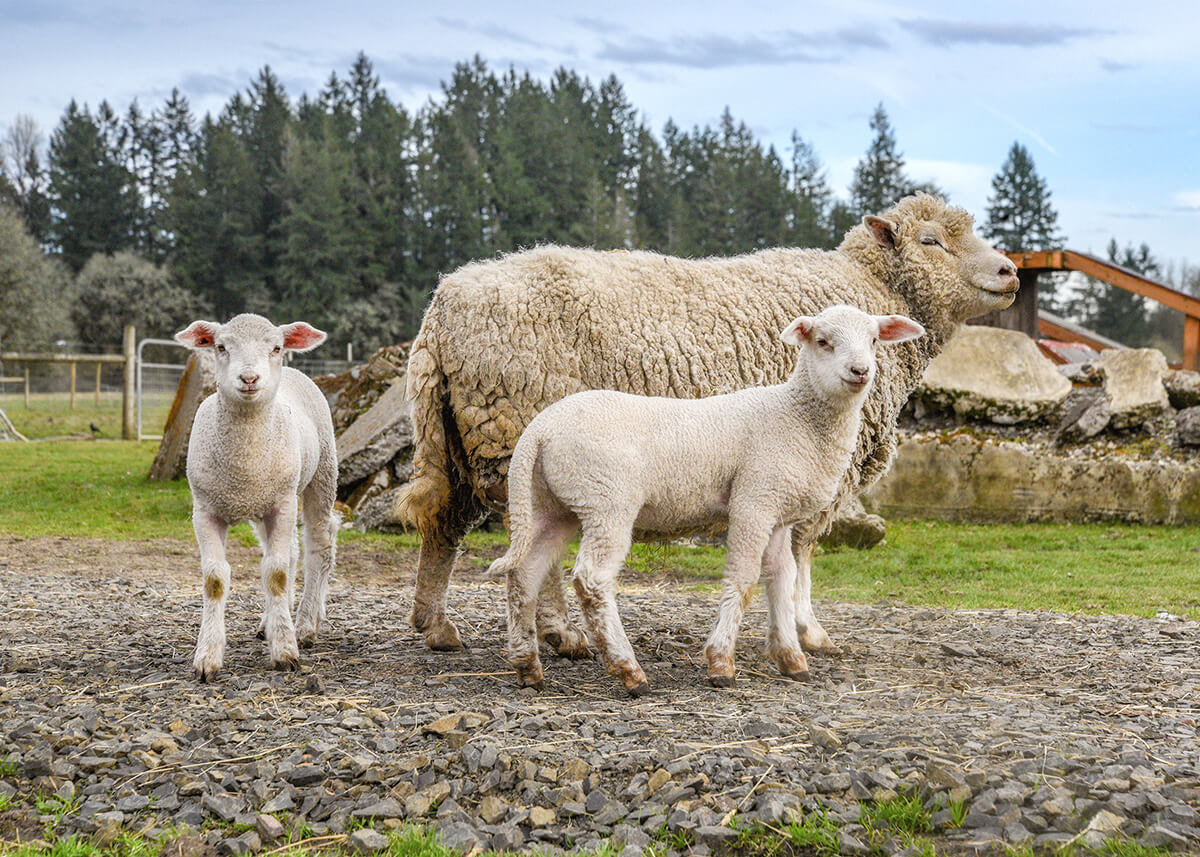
[272,345,282,355]
[816,338,828,347]
[215,344,226,353]
[920,235,942,248]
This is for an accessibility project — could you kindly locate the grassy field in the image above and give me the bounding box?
[0,392,173,440]
[0,441,1197,618]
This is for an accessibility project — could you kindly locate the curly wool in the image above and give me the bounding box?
[402,194,997,539]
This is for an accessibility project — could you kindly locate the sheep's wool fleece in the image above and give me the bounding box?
[406,194,976,539]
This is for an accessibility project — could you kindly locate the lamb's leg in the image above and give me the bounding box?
[411,481,486,651]
[572,523,647,696]
[295,485,337,647]
[259,498,301,671]
[499,516,574,689]
[537,564,591,660]
[705,516,773,687]
[764,526,810,680]
[792,533,839,654]
[193,509,231,682]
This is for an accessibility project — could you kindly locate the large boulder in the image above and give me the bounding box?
[335,380,413,487]
[917,326,1071,424]
[1098,348,1170,430]
[1163,368,1200,409]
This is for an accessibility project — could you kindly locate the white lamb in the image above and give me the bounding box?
[175,313,339,681]
[490,305,924,696]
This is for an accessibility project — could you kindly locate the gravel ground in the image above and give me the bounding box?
[1,534,1199,856]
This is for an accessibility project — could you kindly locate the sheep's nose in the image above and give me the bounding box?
[999,258,1018,278]
[850,365,870,378]
[239,373,260,386]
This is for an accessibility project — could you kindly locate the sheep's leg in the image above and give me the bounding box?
[193,509,231,682]
[537,564,591,660]
[791,535,839,654]
[295,485,337,647]
[764,526,810,680]
[705,516,773,687]
[411,482,487,651]
[259,498,301,671]
[499,516,574,689]
[572,522,647,696]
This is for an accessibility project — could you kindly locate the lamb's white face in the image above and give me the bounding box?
[781,305,925,400]
[175,314,327,409]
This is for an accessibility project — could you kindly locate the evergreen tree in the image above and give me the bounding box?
[788,132,833,248]
[984,141,1064,310]
[47,100,139,271]
[984,142,1062,252]
[848,104,909,218]
[631,125,670,250]
[1067,239,1158,347]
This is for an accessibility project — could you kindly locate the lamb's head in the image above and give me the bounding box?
[781,305,925,400]
[175,313,326,409]
[842,193,1020,326]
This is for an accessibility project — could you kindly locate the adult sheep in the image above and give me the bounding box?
[399,193,1019,655]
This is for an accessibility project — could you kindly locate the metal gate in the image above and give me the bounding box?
[136,338,188,441]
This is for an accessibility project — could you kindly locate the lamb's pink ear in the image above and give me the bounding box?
[175,320,219,349]
[280,322,327,352]
[863,215,898,249]
[875,314,925,343]
[780,316,815,347]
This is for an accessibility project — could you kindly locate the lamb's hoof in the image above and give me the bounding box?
[776,648,811,681]
[543,630,593,660]
[799,626,840,655]
[513,662,544,690]
[423,622,465,652]
[626,681,652,698]
[272,655,299,672]
[708,673,737,688]
[195,665,219,683]
[296,624,318,649]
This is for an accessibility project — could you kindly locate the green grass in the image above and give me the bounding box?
[1,442,1199,618]
[860,790,932,836]
[0,393,173,441]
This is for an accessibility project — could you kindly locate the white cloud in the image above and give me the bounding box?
[1174,190,1200,210]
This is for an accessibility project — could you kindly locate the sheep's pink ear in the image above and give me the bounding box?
[863,215,898,249]
[875,314,925,343]
[280,322,327,352]
[175,320,219,349]
[780,316,815,347]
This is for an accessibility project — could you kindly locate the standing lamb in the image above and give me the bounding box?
[176,313,339,681]
[493,306,925,694]
[399,193,1018,655]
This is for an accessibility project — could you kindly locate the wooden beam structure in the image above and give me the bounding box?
[995,250,1200,370]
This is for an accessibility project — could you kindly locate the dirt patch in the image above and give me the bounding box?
[1,535,1198,854]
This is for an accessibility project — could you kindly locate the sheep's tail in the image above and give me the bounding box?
[396,328,454,535]
[494,428,542,571]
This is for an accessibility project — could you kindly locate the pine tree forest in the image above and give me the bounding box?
[2,54,1195,355]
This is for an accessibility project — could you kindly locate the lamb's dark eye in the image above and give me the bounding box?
[216,344,226,353]
[921,236,941,247]
[272,345,282,355]
[816,338,828,347]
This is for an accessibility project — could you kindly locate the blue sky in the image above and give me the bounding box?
[2,0,1197,272]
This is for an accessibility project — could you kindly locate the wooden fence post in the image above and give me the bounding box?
[69,361,77,410]
[122,326,136,440]
[24,368,30,409]
[95,363,102,407]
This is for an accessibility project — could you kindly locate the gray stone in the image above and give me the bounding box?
[693,826,739,849]
[116,794,151,812]
[1175,406,1200,446]
[201,793,242,823]
[1165,369,1200,408]
[1099,347,1170,429]
[809,724,842,750]
[352,797,404,819]
[260,793,294,814]
[837,829,870,855]
[285,765,324,786]
[919,326,1071,424]
[490,823,524,852]
[812,772,852,793]
[437,821,482,855]
[336,381,413,487]
[1139,824,1190,849]
[255,814,285,842]
[347,828,390,854]
[611,824,651,851]
[1073,808,1125,850]
[216,831,260,856]
[1057,387,1112,440]
[22,742,54,778]
[819,496,887,550]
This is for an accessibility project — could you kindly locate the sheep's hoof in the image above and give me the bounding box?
[626,681,652,698]
[799,625,840,655]
[423,623,465,651]
[272,655,300,672]
[783,668,811,682]
[195,665,219,683]
[513,663,544,690]
[708,674,737,688]
[775,648,811,681]
[296,626,318,649]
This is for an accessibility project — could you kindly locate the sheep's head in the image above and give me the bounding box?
[781,304,925,400]
[844,193,1019,326]
[175,313,326,409]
